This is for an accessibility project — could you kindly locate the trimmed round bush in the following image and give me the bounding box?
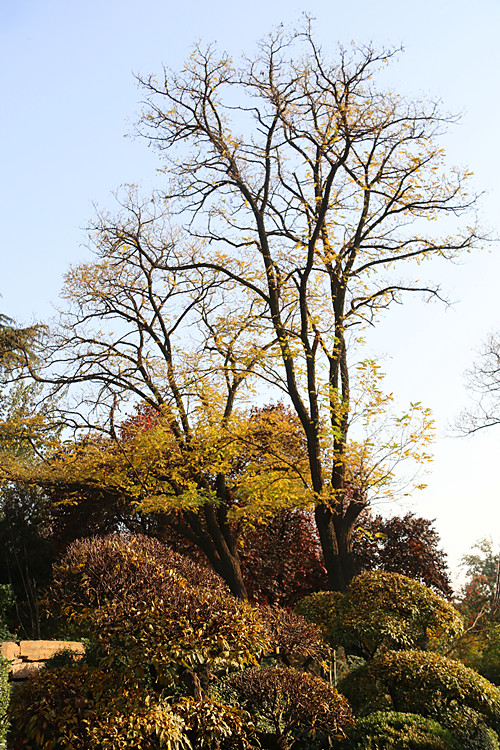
[340,650,500,748]
[8,662,189,749]
[296,571,463,659]
[331,711,460,749]
[227,665,354,749]
[47,534,269,692]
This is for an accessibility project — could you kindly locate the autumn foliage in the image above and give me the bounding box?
[227,666,354,749]
[9,534,355,749]
[296,571,463,660]
[238,510,328,607]
[353,512,453,598]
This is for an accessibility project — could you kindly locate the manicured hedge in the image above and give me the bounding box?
[340,650,500,749]
[228,665,354,749]
[331,710,460,749]
[296,571,463,659]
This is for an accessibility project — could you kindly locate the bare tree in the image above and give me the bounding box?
[133,23,480,590]
[459,332,500,433]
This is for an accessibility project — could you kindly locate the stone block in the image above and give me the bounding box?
[0,641,20,661]
[10,661,45,680]
[19,640,85,661]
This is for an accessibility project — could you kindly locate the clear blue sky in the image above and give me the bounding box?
[1,0,499,583]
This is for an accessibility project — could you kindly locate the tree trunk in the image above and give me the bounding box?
[315,504,356,592]
[177,507,249,600]
[207,543,248,600]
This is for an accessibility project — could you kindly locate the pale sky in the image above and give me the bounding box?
[1,0,499,585]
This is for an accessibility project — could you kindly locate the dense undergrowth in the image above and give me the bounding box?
[3,534,500,749]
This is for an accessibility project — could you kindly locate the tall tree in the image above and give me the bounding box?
[135,23,479,589]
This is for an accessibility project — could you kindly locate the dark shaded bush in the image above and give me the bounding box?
[0,585,13,640]
[296,571,463,659]
[259,605,330,670]
[457,623,500,687]
[443,706,500,750]
[331,710,459,749]
[174,696,255,748]
[8,662,189,749]
[227,665,354,749]
[0,484,55,639]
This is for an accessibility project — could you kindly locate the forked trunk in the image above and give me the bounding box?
[314,504,356,592]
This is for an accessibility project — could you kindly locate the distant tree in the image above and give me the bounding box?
[458,332,500,433]
[460,537,500,618]
[353,512,453,598]
[454,538,500,685]
[238,510,328,607]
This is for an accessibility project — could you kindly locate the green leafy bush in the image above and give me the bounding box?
[227,665,354,749]
[0,585,14,640]
[8,662,190,749]
[478,628,500,686]
[0,656,9,750]
[443,706,500,750]
[340,650,500,748]
[461,624,500,687]
[331,711,459,749]
[174,696,255,748]
[296,571,463,659]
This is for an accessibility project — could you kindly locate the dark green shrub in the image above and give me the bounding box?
[0,656,8,750]
[227,665,354,749]
[0,585,14,640]
[331,711,459,749]
[340,650,500,747]
[443,706,500,750]
[296,571,463,659]
[461,624,500,687]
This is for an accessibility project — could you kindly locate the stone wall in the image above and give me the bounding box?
[0,640,85,683]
